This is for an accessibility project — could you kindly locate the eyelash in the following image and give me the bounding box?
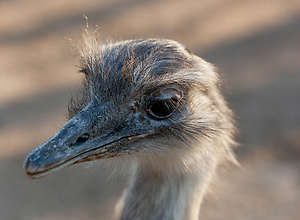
[145,93,181,120]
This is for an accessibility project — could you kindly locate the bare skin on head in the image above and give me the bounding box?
[24,27,237,220]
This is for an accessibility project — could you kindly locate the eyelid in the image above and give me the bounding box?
[145,89,180,108]
[151,88,182,100]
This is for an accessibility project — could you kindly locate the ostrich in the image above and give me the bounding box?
[24,27,236,220]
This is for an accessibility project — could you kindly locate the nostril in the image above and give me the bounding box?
[76,133,90,144]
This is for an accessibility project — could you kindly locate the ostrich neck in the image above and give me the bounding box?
[119,164,211,220]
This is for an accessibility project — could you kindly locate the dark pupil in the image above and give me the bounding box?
[150,98,176,118]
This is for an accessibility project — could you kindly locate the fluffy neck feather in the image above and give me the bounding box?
[118,162,214,220]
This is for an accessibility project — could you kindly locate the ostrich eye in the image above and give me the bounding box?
[146,89,181,119]
[149,98,178,118]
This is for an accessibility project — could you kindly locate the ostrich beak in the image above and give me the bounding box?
[23,105,148,179]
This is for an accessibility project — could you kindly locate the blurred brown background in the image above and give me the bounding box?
[1,0,300,219]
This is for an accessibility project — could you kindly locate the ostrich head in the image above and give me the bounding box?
[24,29,235,187]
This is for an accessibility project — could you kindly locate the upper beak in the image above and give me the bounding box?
[23,105,147,179]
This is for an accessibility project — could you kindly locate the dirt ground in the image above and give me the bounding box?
[1,0,300,219]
